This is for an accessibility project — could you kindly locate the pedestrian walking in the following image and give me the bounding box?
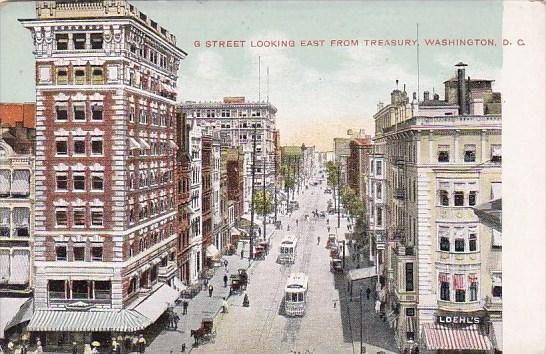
[35,339,43,354]
[208,284,214,297]
[222,297,229,313]
[223,259,228,270]
[173,313,180,330]
[327,226,330,233]
[240,249,244,259]
[203,277,208,290]
[375,300,381,314]
[223,274,228,287]
[296,219,298,226]
[182,300,188,315]
[137,335,146,353]
[72,342,78,354]
[317,236,320,245]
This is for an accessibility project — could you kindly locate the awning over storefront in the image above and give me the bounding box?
[133,284,178,324]
[406,317,416,333]
[5,298,33,334]
[0,297,29,339]
[129,137,141,150]
[422,324,492,351]
[347,266,377,282]
[27,309,150,332]
[491,321,502,351]
[230,227,241,236]
[206,244,222,260]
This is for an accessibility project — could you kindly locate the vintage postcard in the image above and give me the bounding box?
[0,1,544,353]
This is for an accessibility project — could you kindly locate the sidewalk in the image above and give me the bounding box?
[145,229,276,354]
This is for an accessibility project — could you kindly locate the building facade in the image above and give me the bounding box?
[180,97,278,214]
[373,63,502,353]
[20,1,186,349]
[0,109,35,341]
[188,124,202,284]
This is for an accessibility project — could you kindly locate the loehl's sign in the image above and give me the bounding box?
[437,315,483,324]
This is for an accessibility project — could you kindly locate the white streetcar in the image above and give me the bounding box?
[278,234,298,264]
[284,272,309,316]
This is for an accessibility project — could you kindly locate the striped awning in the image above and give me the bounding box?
[422,324,492,351]
[27,309,150,332]
[406,317,416,333]
[132,284,178,323]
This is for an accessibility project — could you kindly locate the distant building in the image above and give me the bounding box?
[0,106,35,340]
[180,97,278,214]
[373,63,502,353]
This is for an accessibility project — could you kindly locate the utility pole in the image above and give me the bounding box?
[274,152,278,223]
[262,157,267,241]
[249,125,257,263]
[337,163,341,229]
[360,287,364,354]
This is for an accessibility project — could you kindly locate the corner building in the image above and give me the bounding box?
[20,1,186,350]
[373,63,502,353]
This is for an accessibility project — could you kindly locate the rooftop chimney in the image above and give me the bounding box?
[455,62,468,115]
[423,91,430,101]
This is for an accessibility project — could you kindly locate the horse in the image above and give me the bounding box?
[190,327,207,346]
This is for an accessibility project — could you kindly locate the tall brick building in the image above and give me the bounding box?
[20,1,186,349]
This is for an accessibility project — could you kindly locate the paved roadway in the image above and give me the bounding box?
[193,182,398,354]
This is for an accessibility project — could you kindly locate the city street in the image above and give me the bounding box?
[191,179,397,354]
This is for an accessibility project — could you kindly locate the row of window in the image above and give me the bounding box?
[437,144,501,163]
[438,226,478,252]
[190,110,266,118]
[55,243,103,262]
[48,279,111,301]
[56,172,103,192]
[128,170,174,190]
[0,170,31,197]
[129,228,174,257]
[55,207,104,228]
[55,103,103,121]
[55,33,103,51]
[438,190,478,207]
[129,106,175,127]
[438,273,479,302]
[128,197,175,224]
[55,138,103,156]
[0,207,30,237]
[53,66,105,86]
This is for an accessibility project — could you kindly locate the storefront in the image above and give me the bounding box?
[420,313,493,353]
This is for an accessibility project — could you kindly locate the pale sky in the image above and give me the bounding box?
[0,1,503,150]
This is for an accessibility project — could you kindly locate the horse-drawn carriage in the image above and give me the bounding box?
[229,268,248,293]
[191,318,216,346]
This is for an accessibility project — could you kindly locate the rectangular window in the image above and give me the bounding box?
[73,208,86,226]
[454,191,465,206]
[56,174,68,191]
[438,145,450,162]
[405,308,415,317]
[55,34,68,50]
[91,175,103,191]
[74,140,86,155]
[73,246,85,261]
[455,289,466,302]
[92,105,103,120]
[492,229,502,248]
[440,281,450,301]
[91,140,103,155]
[55,209,67,227]
[73,105,85,121]
[376,207,382,227]
[376,182,382,199]
[56,140,68,155]
[469,277,478,301]
[73,175,85,191]
[439,190,449,206]
[376,161,382,175]
[72,280,89,299]
[73,33,86,49]
[90,33,103,49]
[440,237,450,251]
[56,245,67,261]
[74,67,86,84]
[491,144,502,163]
[469,233,477,251]
[464,144,476,162]
[468,191,477,206]
[454,238,465,252]
[91,246,103,261]
[91,209,103,226]
[56,105,68,121]
[91,66,104,84]
[48,280,66,299]
[405,262,414,292]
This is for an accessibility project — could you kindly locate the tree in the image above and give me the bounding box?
[252,191,273,216]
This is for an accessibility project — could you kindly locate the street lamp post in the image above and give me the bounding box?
[360,287,365,354]
[249,125,257,263]
[337,163,341,229]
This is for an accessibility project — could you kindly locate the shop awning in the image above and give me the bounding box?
[129,137,141,150]
[230,227,241,236]
[133,284,178,324]
[5,298,33,334]
[139,138,151,150]
[422,324,492,351]
[0,297,28,339]
[27,309,150,332]
[206,244,221,260]
[491,321,502,351]
[405,317,416,333]
[347,266,377,282]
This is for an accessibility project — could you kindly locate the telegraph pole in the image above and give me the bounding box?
[249,125,257,262]
[337,163,341,229]
[262,157,267,241]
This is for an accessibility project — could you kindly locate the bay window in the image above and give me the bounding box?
[439,273,450,301]
[454,274,465,302]
[469,274,478,301]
